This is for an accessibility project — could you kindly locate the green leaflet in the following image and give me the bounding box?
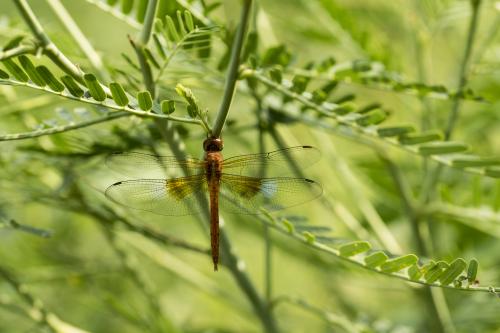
[377,125,415,137]
[184,10,194,31]
[0,69,9,79]
[364,251,388,268]
[424,261,449,283]
[176,10,187,36]
[137,91,153,111]
[121,0,133,14]
[165,15,181,42]
[303,231,315,244]
[143,48,160,69]
[439,258,467,286]
[109,82,129,107]
[269,67,283,83]
[18,55,45,86]
[451,156,500,168]
[408,264,422,281]
[60,76,84,97]
[418,141,468,155]
[380,254,418,273]
[333,102,355,115]
[2,58,29,82]
[467,258,479,283]
[136,0,148,23]
[338,241,371,257]
[355,109,387,126]
[83,74,106,102]
[398,131,443,145]
[161,100,175,115]
[36,66,64,92]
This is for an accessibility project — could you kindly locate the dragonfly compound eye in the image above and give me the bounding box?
[203,138,224,152]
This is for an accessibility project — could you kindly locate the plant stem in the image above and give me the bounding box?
[0,111,128,141]
[0,44,37,61]
[131,0,158,97]
[0,79,208,128]
[13,0,85,83]
[444,0,481,140]
[410,4,482,331]
[211,0,252,137]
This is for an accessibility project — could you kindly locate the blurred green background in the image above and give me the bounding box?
[1,1,500,332]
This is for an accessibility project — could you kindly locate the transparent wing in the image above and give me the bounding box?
[222,146,320,177]
[105,176,208,216]
[219,174,322,214]
[106,152,206,178]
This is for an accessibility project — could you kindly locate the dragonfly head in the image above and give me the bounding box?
[203,137,224,152]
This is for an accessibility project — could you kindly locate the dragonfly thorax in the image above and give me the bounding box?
[205,151,223,181]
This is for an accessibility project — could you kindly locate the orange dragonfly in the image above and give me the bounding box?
[105,138,322,270]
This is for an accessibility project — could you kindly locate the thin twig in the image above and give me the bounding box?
[0,111,128,142]
[211,0,252,137]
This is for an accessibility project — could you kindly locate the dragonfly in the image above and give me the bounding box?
[105,137,322,270]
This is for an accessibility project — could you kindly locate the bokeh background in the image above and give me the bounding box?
[1,1,500,332]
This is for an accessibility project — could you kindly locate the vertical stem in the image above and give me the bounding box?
[140,0,158,45]
[211,0,252,137]
[411,4,481,331]
[444,0,481,140]
[131,0,158,97]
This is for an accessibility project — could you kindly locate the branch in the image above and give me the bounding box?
[0,111,128,142]
[0,78,207,129]
[211,0,252,137]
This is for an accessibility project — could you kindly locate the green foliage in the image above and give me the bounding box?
[1,1,499,333]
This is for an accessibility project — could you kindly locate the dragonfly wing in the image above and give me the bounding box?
[106,152,205,178]
[105,175,208,216]
[219,174,322,214]
[222,145,320,177]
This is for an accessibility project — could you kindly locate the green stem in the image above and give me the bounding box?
[0,44,37,61]
[0,111,128,141]
[0,79,207,128]
[444,0,481,140]
[131,0,158,97]
[140,0,158,45]
[211,0,252,137]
